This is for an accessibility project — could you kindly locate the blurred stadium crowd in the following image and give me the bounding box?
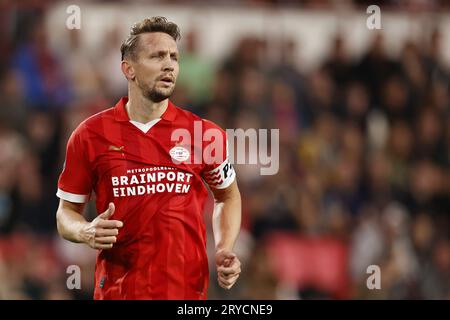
[0,2,449,300]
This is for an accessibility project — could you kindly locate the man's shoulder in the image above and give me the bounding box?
[172,103,202,122]
[173,104,225,133]
[73,106,116,136]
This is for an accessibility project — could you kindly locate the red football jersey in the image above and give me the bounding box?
[57,97,236,300]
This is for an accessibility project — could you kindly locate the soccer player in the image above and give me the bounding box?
[55,17,242,300]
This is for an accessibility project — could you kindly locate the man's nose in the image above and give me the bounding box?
[163,64,174,72]
[162,56,175,71]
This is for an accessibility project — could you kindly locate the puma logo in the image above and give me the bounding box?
[109,145,125,152]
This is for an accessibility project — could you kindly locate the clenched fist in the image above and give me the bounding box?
[81,202,123,250]
[215,249,241,290]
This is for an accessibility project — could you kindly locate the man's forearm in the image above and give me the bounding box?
[212,182,242,252]
[57,200,121,250]
[56,202,88,243]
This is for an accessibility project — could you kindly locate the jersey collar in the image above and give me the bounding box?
[114,96,177,122]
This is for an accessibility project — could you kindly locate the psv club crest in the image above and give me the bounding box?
[169,146,190,162]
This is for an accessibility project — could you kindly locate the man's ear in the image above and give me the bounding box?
[121,60,135,81]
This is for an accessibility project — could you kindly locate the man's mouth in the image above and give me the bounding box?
[159,76,174,83]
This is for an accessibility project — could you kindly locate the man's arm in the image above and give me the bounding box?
[56,199,123,250]
[211,180,242,290]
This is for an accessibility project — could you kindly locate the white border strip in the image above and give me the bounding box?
[56,188,89,203]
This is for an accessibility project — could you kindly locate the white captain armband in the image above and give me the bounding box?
[203,159,236,189]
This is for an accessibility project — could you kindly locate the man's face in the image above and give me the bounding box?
[131,32,179,102]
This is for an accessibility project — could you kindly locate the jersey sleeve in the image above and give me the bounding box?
[56,125,93,203]
[201,120,236,189]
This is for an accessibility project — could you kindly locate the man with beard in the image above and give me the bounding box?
[55,17,242,300]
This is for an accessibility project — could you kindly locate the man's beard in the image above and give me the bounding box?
[145,85,174,103]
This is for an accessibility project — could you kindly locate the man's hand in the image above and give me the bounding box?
[215,249,241,290]
[80,202,123,250]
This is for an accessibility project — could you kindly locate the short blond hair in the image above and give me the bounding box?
[120,16,181,61]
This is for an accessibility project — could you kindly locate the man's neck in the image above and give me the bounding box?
[125,92,168,124]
